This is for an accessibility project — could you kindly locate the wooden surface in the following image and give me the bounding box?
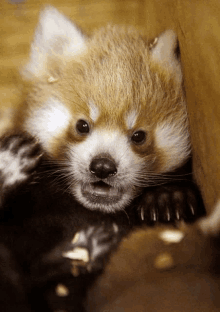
[1,0,220,214]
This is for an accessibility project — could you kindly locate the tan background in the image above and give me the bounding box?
[1,0,220,214]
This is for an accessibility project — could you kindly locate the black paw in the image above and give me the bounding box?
[29,224,121,312]
[0,133,42,197]
[35,223,121,280]
[136,182,205,224]
[62,223,120,272]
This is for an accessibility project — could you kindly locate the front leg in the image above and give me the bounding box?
[135,181,205,224]
[0,133,42,206]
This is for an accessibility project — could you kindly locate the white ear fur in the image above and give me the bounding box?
[151,30,182,83]
[23,6,86,78]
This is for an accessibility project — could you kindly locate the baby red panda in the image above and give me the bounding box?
[11,6,199,221]
[0,6,206,312]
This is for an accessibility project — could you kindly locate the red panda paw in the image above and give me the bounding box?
[29,224,121,311]
[0,133,42,202]
[62,223,121,272]
[137,182,205,224]
[42,223,121,276]
[30,223,121,281]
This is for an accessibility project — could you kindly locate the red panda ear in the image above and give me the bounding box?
[150,30,182,83]
[22,6,86,79]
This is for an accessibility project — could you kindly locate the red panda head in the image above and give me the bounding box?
[20,7,190,212]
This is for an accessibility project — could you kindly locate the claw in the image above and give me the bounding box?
[175,210,180,220]
[151,207,157,222]
[141,207,145,221]
[165,209,171,222]
[189,204,195,216]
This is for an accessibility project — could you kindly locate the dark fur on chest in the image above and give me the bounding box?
[0,133,205,312]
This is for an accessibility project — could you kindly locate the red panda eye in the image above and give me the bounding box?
[76,119,90,135]
[131,130,146,144]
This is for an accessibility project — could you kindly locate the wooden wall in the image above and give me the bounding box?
[143,0,220,215]
[1,0,220,214]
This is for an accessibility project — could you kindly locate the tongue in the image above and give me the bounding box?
[83,182,120,198]
[92,181,112,196]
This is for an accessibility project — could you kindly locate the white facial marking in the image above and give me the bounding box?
[125,110,138,129]
[71,129,138,172]
[155,122,190,171]
[159,230,185,244]
[89,101,99,122]
[25,97,71,150]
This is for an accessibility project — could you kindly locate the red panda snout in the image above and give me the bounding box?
[68,128,143,212]
[89,156,117,180]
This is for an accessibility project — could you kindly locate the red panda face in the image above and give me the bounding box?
[68,126,145,212]
[20,7,190,212]
[66,102,160,212]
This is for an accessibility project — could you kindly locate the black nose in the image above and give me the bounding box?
[89,157,117,179]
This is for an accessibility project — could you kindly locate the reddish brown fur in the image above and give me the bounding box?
[14,25,188,172]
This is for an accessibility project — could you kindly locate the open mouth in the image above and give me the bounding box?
[81,181,122,203]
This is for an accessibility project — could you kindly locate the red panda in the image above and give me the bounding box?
[0,6,207,311]
[13,6,191,214]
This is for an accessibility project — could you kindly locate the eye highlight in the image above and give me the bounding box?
[76,119,90,135]
[131,130,146,145]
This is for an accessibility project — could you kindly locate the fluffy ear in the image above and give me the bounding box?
[23,6,86,79]
[151,30,182,83]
